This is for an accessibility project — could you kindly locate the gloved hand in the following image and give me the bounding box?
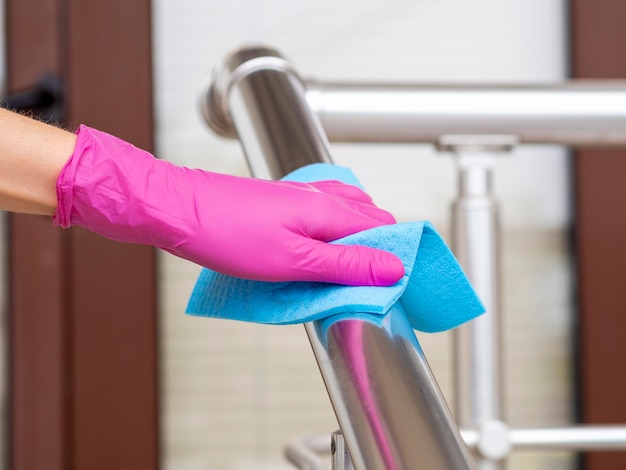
[54,126,404,286]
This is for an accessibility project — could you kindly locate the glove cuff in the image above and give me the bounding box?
[53,125,87,228]
[52,125,171,245]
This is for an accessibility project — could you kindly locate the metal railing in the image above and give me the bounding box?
[202,45,473,470]
[200,45,626,469]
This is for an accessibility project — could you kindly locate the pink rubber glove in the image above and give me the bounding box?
[53,126,404,286]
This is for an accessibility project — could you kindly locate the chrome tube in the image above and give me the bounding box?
[201,47,331,180]
[461,426,626,452]
[202,45,474,470]
[306,82,626,146]
[451,150,503,469]
[331,431,354,470]
[284,434,330,470]
[509,426,626,451]
[309,306,474,469]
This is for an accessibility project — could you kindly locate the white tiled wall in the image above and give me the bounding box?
[154,1,573,469]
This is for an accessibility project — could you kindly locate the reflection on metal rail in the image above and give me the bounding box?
[202,45,474,470]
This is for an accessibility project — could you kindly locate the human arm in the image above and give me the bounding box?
[0,107,76,214]
[1,109,404,286]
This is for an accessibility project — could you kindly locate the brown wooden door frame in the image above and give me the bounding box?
[6,1,159,469]
[571,1,626,468]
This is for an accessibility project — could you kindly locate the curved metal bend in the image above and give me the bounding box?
[202,45,474,470]
[202,48,626,147]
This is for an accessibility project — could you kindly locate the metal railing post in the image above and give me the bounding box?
[439,135,518,467]
[201,45,474,470]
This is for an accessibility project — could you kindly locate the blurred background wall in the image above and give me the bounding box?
[153,1,574,469]
[0,0,7,466]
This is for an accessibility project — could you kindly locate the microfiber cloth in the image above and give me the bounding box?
[186,163,484,333]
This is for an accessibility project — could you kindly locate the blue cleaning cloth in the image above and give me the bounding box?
[186,163,484,333]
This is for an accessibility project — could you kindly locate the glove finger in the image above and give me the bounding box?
[339,199,397,225]
[305,202,396,241]
[310,180,373,203]
[301,242,405,286]
[308,182,396,225]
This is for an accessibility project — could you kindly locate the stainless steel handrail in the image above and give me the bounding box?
[306,81,626,146]
[202,45,475,470]
[200,44,626,469]
[206,72,626,147]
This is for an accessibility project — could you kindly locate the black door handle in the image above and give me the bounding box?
[1,74,64,123]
